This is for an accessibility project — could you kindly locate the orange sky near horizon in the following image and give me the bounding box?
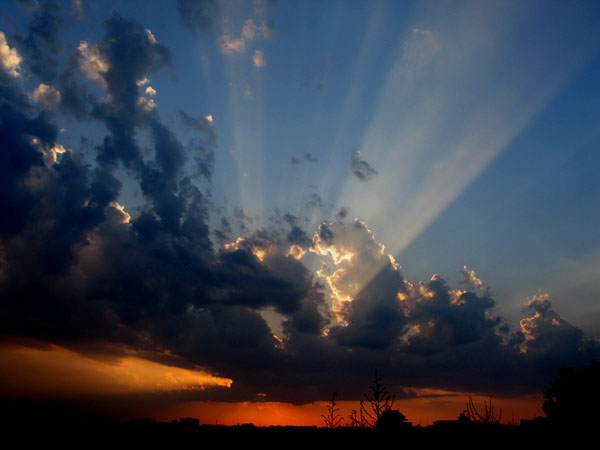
[155,394,543,428]
[0,343,544,426]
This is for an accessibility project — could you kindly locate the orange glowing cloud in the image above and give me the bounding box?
[0,344,232,398]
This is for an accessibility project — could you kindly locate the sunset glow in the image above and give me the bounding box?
[1,0,599,429]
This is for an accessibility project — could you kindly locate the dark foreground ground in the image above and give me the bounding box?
[0,399,586,446]
[2,416,582,447]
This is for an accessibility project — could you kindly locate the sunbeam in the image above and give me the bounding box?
[336,1,599,258]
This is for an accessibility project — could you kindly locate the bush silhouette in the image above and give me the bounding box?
[376,409,407,431]
[542,360,600,427]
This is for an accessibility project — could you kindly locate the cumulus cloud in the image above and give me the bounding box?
[310,220,406,348]
[351,150,378,181]
[31,83,61,107]
[217,16,272,57]
[218,35,246,54]
[0,32,22,79]
[13,1,64,82]
[77,41,108,87]
[253,50,266,67]
[242,19,273,41]
[515,293,594,368]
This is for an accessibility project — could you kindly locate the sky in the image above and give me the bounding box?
[1,0,599,426]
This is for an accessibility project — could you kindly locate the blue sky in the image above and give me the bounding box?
[1,0,600,416]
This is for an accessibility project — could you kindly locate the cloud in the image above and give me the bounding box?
[77,41,108,87]
[0,344,232,398]
[311,220,406,350]
[178,111,216,180]
[0,5,598,410]
[218,35,246,54]
[13,1,64,82]
[242,19,258,41]
[218,17,272,57]
[31,83,61,107]
[291,152,318,165]
[88,12,172,167]
[335,207,349,220]
[0,32,22,79]
[351,150,378,181]
[514,293,597,369]
[253,50,265,67]
[242,19,273,41]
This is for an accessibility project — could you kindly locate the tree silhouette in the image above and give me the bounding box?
[465,395,502,424]
[362,369,397,428]
[321,391,343,428]
[543,360,600,427]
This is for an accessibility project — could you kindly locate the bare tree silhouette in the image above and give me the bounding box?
[465,395,502,424]
[361,369,398,428]
[321,391,343,428]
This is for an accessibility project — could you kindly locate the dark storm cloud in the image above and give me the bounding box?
[287,225,311,247]
[13,1,64,82]
[86,12,171,167]
[351,150,378,181]
[233,207,252,233]
[177,0,219,31]
[179,111,216,144]
[56,52,98,119]
[0,95,57,235]
[178,111,216,180]
[330,264,407,350]
[400,275,501,356]
[213,216,232,245]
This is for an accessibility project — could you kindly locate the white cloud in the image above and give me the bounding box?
[145,28,157,44]
[78,41,108,87]
[218,35,246,54]
[0,31,22,78]
[218,17,271,56]
[31,84,61,107]
[137,96,156,111]
[108,202,131,224]
[30,137,67,166]
[311,220,399,318]
[253,50,265,68]
[518,293,584,356]
[242,19,257,41]
[144,85,156,96]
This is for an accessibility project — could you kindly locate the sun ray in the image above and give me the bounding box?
[335,1,597,260]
